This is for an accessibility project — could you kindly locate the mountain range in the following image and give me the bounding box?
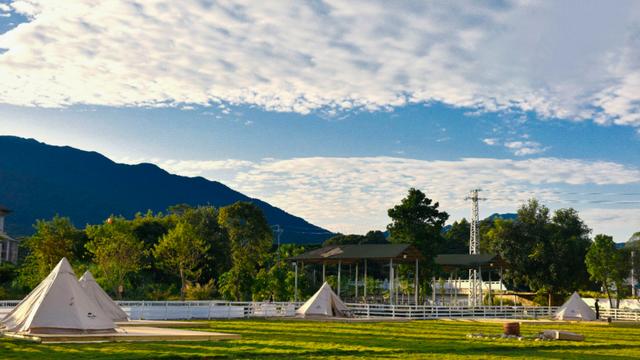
[0,136,333,244]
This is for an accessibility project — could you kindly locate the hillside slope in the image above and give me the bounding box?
[0,136,332,244]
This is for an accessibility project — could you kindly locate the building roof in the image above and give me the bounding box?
[435,253,507,270]
[0,233,18,242]
[289,244,422,264]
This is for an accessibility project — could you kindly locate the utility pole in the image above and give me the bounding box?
[465,189,485,307]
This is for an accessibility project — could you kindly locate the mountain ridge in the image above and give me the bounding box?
[0,136,333,244]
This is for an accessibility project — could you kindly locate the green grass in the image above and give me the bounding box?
[2,319,640,359]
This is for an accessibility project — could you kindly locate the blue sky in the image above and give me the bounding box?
[0,1,639,241]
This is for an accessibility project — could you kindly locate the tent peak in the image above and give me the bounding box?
[52,257,75,276]
[79,270,95,282]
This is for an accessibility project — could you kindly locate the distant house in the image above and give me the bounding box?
[0,206,19,264]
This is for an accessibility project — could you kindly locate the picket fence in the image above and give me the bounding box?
[1,300,640,321]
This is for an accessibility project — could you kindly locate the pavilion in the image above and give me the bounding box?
[290,245,508,306]
[435,253,508,305]
[289,244,423,305]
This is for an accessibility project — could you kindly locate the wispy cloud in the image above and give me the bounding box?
[0,1,639,127]
[150,156,640,237]
[504,141,548,156]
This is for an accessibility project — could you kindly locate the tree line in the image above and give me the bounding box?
[323,189,639,307]
[0,189,638,306]
[1,202,308,301]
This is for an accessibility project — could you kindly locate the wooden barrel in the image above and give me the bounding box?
[503,322,520,336]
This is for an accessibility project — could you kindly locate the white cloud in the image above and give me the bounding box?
[0,4,11,12]
[504,141,548,156]
[0,1,640,126]
[154,156,640,239]
[483,138,498,146]
[580,209,640,242]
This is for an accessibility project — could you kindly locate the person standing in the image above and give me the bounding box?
[595,298,600,320]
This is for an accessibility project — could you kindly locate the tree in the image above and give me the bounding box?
[251,244,306,301]
[153,221,210,300]
[486,200,592,305]
[586,234,628,308]
[177,206,230,281]
[387,188,449,297]
[323,230,388,246]
[441,219,470,254]
[218,202,273,301]
[548,208,592,290]
[20,216,85,284]
[85,216,145,299]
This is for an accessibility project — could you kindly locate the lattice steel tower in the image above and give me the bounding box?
[466,189,485,307]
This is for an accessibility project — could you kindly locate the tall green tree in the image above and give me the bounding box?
[85,216,145,299]
[548,208,592,290]
[177,206,231,281]
[387,188,449,296]
[218,202,272,301]
[441,219,470,254]
[252,245,306,301]
[586,234,628,308]
[486,200,592,305]
[20,216,85,285]
[153,221,210,300]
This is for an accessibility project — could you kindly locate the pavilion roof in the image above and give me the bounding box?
[435,253,507,270]
[289,244,422,264]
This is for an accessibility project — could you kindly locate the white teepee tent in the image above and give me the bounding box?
[296,282,350,317]
[554,292,597,321]
[79,271,128,322]
[1,258,117,334]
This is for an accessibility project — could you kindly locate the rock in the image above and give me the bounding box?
[542,330,584,341]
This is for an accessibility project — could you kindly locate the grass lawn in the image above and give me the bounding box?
[1,319,640,359]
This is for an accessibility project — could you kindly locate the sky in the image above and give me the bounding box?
[0,0,639,242]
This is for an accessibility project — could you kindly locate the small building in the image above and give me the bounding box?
[0,206,19,264]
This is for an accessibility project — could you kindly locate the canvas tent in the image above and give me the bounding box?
[554,292,597,321]
[296,282,350,317]
[79,271,128,322]
[1,258,117,334]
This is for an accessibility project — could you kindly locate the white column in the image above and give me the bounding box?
[488,268,492,306]
[414,259,419,305]
[337,261,342,296]
[294,261,298,302]
[499,267,504,307]
[322,263,326,283]
[478,265,483,306]
[389,259,394,305]
[355,262,359,300]
[432,276,436,304]
[364,259,368,301]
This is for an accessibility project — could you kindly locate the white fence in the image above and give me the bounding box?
[599,308,640,321]
[117,301,299,320]
[2,300,640,321]
[346,303,558,319]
